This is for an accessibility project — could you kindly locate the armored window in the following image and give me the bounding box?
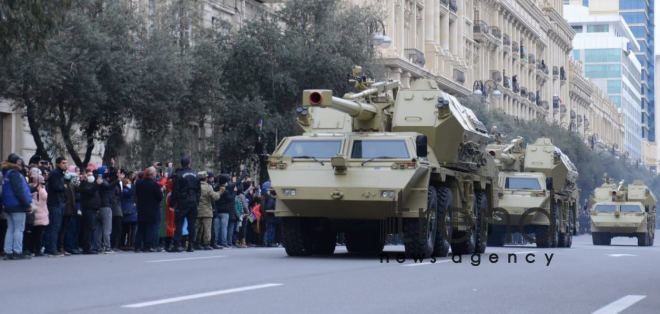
[283,139,342,159]
[504,177,542,190]
[620,205,643,213]
[593,204,616,213]
[350,140,409,159]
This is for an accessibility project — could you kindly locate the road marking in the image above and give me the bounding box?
[402,260,451,267]
[608,254,637,257]
[122,283,283,308]
[592,295,646,314]
[145,255,225,263]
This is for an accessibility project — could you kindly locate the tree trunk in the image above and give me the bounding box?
[102,124,124,167]
[23,90,50,160]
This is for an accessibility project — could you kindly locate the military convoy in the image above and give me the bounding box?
[268,69,498,257]
[590,179,656,246]
[486,137,579,248]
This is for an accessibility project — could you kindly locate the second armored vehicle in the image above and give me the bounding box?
[268,73,498,258]
[487,137,579,248]
[590,179,656,246]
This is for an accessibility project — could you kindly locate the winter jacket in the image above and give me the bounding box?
[136,178,163,224]
[215,183,236,215]
[171,168,200,210]
[198,181,221,218]
[111,182,123,217]
[63,182,77,216]
[121,185,137,223]
[79,181,101,211]
[1,162,32,213]
[32,185,49,226]
[46,168,66,207]
[98,179,117,209]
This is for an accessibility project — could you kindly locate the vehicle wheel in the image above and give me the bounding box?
[564,230,573,248]
[451,191,482,255]
[403,186,437,258]
[550,204,560,248]
[638,233,650,247]
[601,233,611,245]
[473,191,488,254]
[487,225,506,247]
[433,187,452,257]
[345,223,384,254]
[281,217,313,256]
[536,226,551,248]
[591,232,600,245]
[311,219,337,255]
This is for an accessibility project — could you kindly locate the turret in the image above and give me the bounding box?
[523,137,578,193]
[487,136,525,172]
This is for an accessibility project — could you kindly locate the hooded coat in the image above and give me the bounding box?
[1,161,32,213]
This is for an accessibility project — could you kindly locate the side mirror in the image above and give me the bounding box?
[545,177,553,191]
[416,135,428,158]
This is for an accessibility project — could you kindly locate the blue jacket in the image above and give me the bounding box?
[121,185,137,223]
[1,162,32,213]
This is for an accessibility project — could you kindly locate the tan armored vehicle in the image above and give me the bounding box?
[487,137,579,248]
[268,70,498,257]
[590,179,656,246]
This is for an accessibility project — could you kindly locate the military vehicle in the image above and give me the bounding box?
[268,68,498,258]
[590,179,656,246]
[487,137,579,248]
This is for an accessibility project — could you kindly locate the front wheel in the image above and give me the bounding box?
[403,187,437,258]
[281,217,313,256]
[433,187,452,257]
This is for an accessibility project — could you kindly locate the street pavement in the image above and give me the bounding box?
[0,233,659,314]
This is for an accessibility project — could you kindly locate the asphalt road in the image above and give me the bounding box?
[0,233,658,314]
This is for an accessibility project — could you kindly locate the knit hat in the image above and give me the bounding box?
[7,153,23,165]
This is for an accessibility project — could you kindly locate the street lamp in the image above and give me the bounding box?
[370,19,391,48]
[473,80,502,98]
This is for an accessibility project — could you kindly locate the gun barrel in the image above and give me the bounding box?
[331,96,377,120]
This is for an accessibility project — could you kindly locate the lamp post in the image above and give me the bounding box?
[369,19,392,49]
[472,79,502,98]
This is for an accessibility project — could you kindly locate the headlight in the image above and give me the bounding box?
[283,188,297,196]
[380,190,395,199]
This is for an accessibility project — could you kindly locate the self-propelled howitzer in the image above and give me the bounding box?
[269,77,498,258]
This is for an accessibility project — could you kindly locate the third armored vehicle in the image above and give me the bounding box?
[487,137,579,248]
[590,179,656,246]
[268,71,498,258]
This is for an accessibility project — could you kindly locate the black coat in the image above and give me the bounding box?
[46,168,66,207]
[79,181,101,211]
[215,183,235,215]
[135,178,163,223]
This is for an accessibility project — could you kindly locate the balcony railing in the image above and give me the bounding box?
[404,48,426,67]
[528,54,536,65]
[449,0,457,12]
[491,26,502,39]
[520,86,528,97]
[503,34,511,46]
[474,20,489,34]
[503,75,511,88]
[512,41,519,59]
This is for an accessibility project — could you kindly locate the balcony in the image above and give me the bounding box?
[503,75,511,89]
[512,41,519,60]
[528,54,536,65]
[553,96,560,108]
[529,93,535,103]
[491,26,502,40]
[552,66,559,80]
[449,0,457,12]
[560,66,567,82]
[520,46,526,61]
[491,70,502,83]
[473,20,491,44]
[404,48,426,67]
[512,76,520,93]
[520,86,528,97]
[453,68,466,84]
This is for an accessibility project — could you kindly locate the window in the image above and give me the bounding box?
[571,49,581,60]
[620,205,643,213]
[585,64,621,78]
[504,177,542,190]
[283,139,342,159]
[584,49,620,62]
[609,95,621,106]
[593,204,616,212]
[587,24,609,33]
[572,25,583,33]
[620,0,645,10]
[350,140,409,159]
[607,80,621,93]
[621,12,647,24]
[630,26,647,38]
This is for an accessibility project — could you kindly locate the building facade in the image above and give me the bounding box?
[565,4,643,162]
[585,0,655,143]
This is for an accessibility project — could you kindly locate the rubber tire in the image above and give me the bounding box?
[282,217,313,256]
[487,225,506,247]
[591,232,600,245]
[550,204,560,248]
[473,191,488,254]
[451,191,483,255]
[592,232,611,246]
[403,187,437,258]
[433,187,452,257]
[564,230,572,248]
[345,223,384,254]
[536,226,551,248]
[638,232,650,247]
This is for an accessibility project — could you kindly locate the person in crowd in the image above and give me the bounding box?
[2,154,33,260]
[234,185,249,248]
[214,174,234,248]
[95,166,116,253]
[29,168,48,256]
[120,175,137,250]
[61,166,81,254]
[246,196,262,246]
[263,189,278,247]
[43,157,67,256]
[170,157,200,253]
[79,168,101,254]
[196,171,221,250]
[110,168,124,250]
[135,167,163,252]
[161,177,174,251]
